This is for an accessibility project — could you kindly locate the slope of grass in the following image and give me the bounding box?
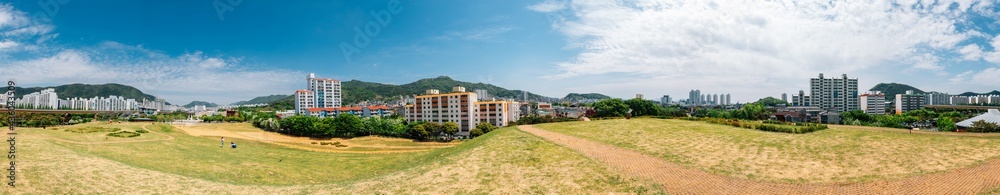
[28,122,167,142]
[536,118,1000,183]
[5,126,661,194]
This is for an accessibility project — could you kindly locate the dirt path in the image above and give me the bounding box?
[44,124,174,145]
[519,125,1000,194]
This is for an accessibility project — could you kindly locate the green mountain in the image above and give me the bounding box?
[340,76,553,104]
[231,94,291,105]
[13,83,160,102]
[958,90,1000,96]
[562,93,611,101]
[868,83,924,97]
[183,101,218,108]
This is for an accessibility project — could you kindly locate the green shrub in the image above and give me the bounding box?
[136,129,149,133]
[107,131,140,138]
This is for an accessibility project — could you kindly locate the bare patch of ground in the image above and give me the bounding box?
[173,122,458,153]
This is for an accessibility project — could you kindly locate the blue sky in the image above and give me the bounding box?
[1,0,999,105]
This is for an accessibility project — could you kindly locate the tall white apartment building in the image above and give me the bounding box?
[404,86,479,135]
[16,88,58,109]
[725,94,731,105]
[689,90,701,106]
[474,89,489,100]
[859,92,886,115]
[925,92,950,105]
[294,89,315,115]
[809,73,859,112]
[307,73,342,108]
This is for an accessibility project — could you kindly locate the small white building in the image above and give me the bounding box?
[957,109,1000,128]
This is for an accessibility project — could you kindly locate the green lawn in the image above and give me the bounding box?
[26,122,169,142]
[536,118,1000,183]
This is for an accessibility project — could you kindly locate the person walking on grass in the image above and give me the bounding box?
[221,137,225,148]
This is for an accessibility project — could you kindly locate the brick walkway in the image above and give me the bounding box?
[519,125,1000,194]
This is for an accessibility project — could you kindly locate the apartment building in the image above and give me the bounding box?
[476,100,520,128]
[792,90,811,107]
[405,87,479,135]
[294,89,314,115]
[924,92,950,105]
[894,90,926,114]
[859,92,885,115]
[294,73,342,115]
[16,88,59,109]
[307,73,342,108]
[404,86,523,136]
[808,73,858,112]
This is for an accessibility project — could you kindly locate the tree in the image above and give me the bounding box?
[469,128,484,137]
[969,120,1000,133]
[937,117,956,132]
[423,122,443,138]
[442,122,459,137]
[842,110,874,123]
[333,114,364,137]
[733,103,768,120]
[408,121,430,140]
[753,97,788,107]
[903,109,937,122]
[279,116,319,136]
[624,98,659,117]
[593,98,629,117]
[475,122,499,134]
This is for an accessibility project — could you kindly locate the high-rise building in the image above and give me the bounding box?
[294,90,315,115]
[792,90,811,107]
[713,94,719,106]
[688,90,701,106]
[474,89,490,100]
[781,93,788,102]
[16,88,58,109]
[859,92,885,115]
[636,94,644,100]
[808,73,859,112]
[894,90,925,115]
[307,73,342,108]
[660,95,671,106]
[924,92,950,105]
[725,94,731,105]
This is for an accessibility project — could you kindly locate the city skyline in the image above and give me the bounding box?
[1,1,999,104]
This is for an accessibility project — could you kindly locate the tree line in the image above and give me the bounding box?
[248,113,499,141]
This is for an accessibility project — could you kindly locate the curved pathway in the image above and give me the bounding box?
[518,125,1000,194]
[45,124,174,145]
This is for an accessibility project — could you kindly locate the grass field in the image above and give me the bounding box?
[30,122,168,143]
[2,122,660,194]
[536,118,1000,184]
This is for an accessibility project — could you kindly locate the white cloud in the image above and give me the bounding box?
[952,68,1000,86]
[985,35,1000,64]
[958,44,983,61]
[0,45,303,105]
[530,0,997,101]
[435,26,515,42]
[0,40,17,50]
[527,0,567,13]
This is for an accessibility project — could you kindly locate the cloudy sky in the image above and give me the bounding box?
[1,0,998,105]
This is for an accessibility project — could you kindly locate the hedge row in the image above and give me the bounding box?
[684,117,828,134]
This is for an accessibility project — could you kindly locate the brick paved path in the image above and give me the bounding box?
[519,125,1000,194]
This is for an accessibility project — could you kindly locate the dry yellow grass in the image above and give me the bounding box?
[2,126,661,194]
[536,118,1000,184]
